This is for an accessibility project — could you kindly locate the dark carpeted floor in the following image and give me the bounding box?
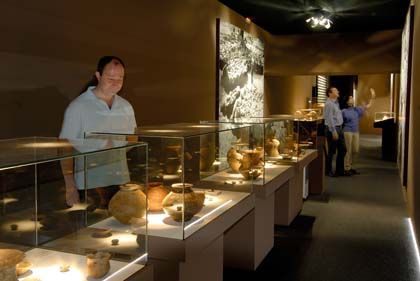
[224,135,420,281]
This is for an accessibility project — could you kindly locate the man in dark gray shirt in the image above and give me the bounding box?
[324,86,348,176]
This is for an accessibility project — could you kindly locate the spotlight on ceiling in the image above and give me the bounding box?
[245,17,252,24]
[306,15,332,29]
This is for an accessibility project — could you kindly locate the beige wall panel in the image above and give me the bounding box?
[357,74,391,135]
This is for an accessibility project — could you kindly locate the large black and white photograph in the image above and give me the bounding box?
[398,6,414,186]
[217,21,264,122]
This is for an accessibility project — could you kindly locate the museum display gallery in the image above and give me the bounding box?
[0,0,418,281]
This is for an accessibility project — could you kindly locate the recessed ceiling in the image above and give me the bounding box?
[219,0,411,35]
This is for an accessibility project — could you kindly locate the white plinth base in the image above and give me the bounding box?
[224,195,274,270]
[150,234,223,281]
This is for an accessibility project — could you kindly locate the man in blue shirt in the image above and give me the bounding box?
[342,89,375,174]
[324,86,347,176]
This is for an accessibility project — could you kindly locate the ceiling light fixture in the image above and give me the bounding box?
[306,15,332,29]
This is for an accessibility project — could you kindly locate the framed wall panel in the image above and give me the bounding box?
[216,19,264,121]
[399,5,414,187]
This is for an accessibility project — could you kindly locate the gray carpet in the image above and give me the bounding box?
[224,135,420,281]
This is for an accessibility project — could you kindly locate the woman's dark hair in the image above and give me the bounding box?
[79,56,125,95]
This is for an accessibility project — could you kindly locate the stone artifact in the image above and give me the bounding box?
[227,147,242,172]
[91,229,112,238]
[239,168,262,180]
[146,182,169,212]
[109,183,147,225]
[162,183,205,222]
[265,138,280,157]
[86,252,111,278]
[16,260,32,276]
[111,239,119,246]
[22,277,41,281]
[0,249,24,281]
[59,264,70,272]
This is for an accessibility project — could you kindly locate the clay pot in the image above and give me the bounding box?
[165,157,181,174]
[265,138,280,157]
[16,260,32,276]
[109,183,147,225]
[0,249,24,281]
[306,110,318,120]
[147,182,169,212]
[283,136,295,154]
[227,147,242,172]
[162,183,205,222]
[200,146,215,172]
[164,145,182,174]
[240,149,262,170]
[87,252,111,278]
[239,168,262,180]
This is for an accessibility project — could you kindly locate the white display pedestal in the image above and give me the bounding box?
[223,165,294,270]
[148,194,254,281]
[275,149,318,226]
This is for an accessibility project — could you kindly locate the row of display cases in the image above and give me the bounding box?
[0,114,322,281]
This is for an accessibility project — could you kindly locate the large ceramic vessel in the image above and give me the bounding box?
[147,182,169,212]
[200,145,215,172]
[164,145,182,174]
[162,183,205,222]
[0,249,24,281]
[109,183,147,224]
[240,148,263,170]
[265,138,280,157]
[227,147,242,172]
[87,252,111,278]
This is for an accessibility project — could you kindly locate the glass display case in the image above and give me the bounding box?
[272,112,321,150]
[374,112,396,122]
[88,123,254,240]
[202,116,310,182]
[0,137,148,281]
[294,108,323,121]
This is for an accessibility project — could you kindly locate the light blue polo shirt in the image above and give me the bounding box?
[59,86,137,189]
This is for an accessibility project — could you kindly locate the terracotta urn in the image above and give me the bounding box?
[165,157,181,174]
[162,183,205,222]
[240,149,263,170]
[200,145,215,172]
[109,183,147,225]
[16,260,32,276]
[146,182,169,212]
[227,147,243,172]
[87,252,111,278]
[0,249,24,281]
[265,138,280,157]
[305,110,318,120]
[164,145,182,174]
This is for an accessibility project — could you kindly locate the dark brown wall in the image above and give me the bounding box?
[264,30,401,121]
[0,1,402,141]
[266,29,402,76]
[265,75,314,115]
[0,0,269,138]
